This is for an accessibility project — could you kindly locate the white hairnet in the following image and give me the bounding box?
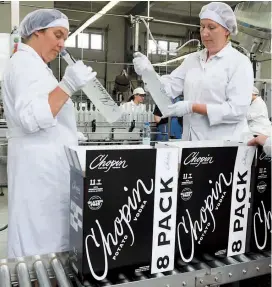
[199,2,238,35]
[19,9,69,39]
[252,86,259,95]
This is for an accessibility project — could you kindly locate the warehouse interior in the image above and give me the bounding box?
[0,1,271,286]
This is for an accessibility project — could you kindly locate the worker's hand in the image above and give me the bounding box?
[59,61,97,96]
[133,52,154,76]
[247,134,268,147]
[164,101,193,117]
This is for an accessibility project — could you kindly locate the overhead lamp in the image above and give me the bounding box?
[68,0,120,39]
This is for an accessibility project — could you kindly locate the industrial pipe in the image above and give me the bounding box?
[49,254,73,287]
[0,262,11,287]
[16,260,32,287]
[33,256,52,287]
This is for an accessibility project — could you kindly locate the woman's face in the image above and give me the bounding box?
[200,19,230,54]
[34,27,68,63]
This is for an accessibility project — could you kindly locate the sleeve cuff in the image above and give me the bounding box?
[263,138,271,157]
[32,95,57,129]
[207,104,223,126]
[59,81,73,97]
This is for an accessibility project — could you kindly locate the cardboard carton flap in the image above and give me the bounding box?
[66,144,152,173]
[156,140,252,163]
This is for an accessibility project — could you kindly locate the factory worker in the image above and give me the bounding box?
[248,135,271,157]
[2,9,97,258]
[121,87,146,112]
[247,86,271,136]
[133,2,254,141]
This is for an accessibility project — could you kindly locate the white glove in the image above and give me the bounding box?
[59,61,97,96]
[77,131,88,142]
[133,52,154,76]
[164,101,193,117]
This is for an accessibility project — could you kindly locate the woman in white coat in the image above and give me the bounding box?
[247,86,271,136]
[133,2,254,141]
[2,9,96,258]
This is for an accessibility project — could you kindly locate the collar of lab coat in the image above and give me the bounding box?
[130,100,139,106]
[199,42,232,61]
[18,43,48,68]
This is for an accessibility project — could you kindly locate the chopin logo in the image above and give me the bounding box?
[259,152,272,162]
[257,181,267,193]
[184,152,214,167]
[180,187,193,201]
[85,179,154,281]
[89,154,128,172]
[88,196,103,210]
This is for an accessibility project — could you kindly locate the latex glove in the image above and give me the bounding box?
[77,131,88,142]
[133,52,154,76]
[59,61,97,96]
[164,101,193,117]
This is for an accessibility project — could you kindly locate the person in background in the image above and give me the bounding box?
[133,2,254,141]
[112,69,130,103]
[247,86,271,136]
[0,103,4,119]
[153,96,183,141]
[248,134,271,157]
[2,9,96,258]
[122,87,146,112]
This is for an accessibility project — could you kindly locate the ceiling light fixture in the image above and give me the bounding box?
[68,0,120,39]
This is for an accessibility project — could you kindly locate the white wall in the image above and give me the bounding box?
[0,1,54,33]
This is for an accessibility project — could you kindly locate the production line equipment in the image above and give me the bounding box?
[0,251,270,286]
[74,102,159,143]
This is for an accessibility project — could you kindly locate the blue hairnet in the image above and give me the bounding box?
[19,9,69,39]
[199,2,238,35]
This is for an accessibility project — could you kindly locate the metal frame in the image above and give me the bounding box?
[0,251,270,287]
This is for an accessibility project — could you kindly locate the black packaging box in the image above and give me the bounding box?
[157,141,255,262]
[248,146,271,252]
[65,145,179,284]
[176,145,255,261]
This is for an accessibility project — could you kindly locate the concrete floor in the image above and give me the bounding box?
[0,187,8,259]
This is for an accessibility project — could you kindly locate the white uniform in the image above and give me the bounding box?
[121,100,143,112]
[161,43,254,141]
[264,137,271,157]
[2,43,78,258]
[247,97,271,136]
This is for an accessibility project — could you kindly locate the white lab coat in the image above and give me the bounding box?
[160,43,254,141]
[121,100,143,112]
[264,137,271,157]
[2,44,78,258]
[247,97,271,136]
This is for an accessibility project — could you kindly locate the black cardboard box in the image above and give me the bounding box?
[65,145,179,284]
[157,141,255,262]
[176,145,255,261]
[248,146,271,252]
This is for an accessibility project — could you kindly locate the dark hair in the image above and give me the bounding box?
[22,28,46,44]
[128,95,134,102]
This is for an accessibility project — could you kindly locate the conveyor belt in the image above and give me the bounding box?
[0,251,270,287]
